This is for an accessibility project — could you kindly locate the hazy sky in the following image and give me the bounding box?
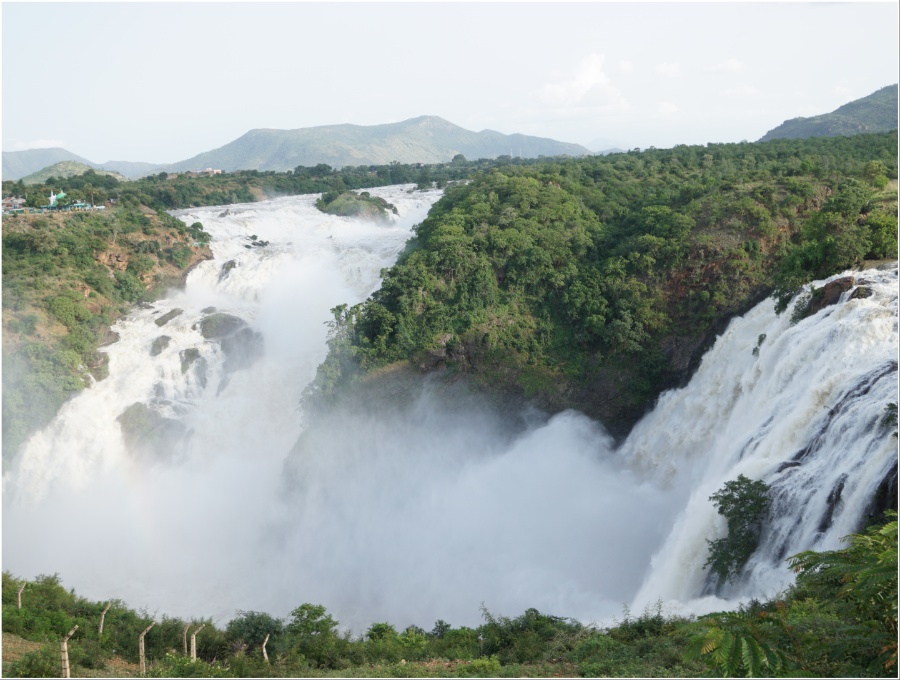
[2,2,898,164]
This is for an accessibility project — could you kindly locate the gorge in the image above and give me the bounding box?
[2,184,896,634]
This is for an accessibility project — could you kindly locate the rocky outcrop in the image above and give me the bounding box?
[154,308,183,327]
[197,312,264,379]
[117,402,188,460]
[199,313,247,339]
[150,336,171,357]
[807,277,856,316]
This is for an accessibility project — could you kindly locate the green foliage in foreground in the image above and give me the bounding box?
[687,513,898,677]
[4,515,897,677]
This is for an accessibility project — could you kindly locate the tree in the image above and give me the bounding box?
[286,603,337,639]
[704,475,771,583]
[225,610,283,652]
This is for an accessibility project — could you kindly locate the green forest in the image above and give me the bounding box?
[303,132,898,432]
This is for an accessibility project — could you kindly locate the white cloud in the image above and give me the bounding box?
[11,139,68,151]
[723,85,760,97]
[658,102,679,116]
[654,62,681,78]
[539,53,629,112]
[618,60,634,76]
[704,58,745,73]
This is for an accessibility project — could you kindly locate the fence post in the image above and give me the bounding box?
[183,622,190,656]
[191,624,206,662]
[17,582,26,609]
[139,622,155,677]
[60,624,78,678]
[98,602,112,636]
[262,633,270,664]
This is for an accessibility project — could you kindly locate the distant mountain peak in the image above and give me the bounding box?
[759,84,898,142]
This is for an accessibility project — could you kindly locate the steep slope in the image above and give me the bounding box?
[759,84,898,141]
[164,116,592,172]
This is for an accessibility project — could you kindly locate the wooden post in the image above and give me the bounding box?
[60,624,78,679]
[17,582,26,609]
[183,623,190,656]
[139,622,155,677]
[98,602,112,636]
[190,624,206,662]
[262,633,270,664]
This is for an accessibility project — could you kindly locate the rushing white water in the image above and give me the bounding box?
[2,185,896,631]
[626,264,898,615]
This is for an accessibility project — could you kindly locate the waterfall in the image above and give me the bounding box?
[3,185,896,630]
[626,264,898,615]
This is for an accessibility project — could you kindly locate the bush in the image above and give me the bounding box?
[457,655,501,677]
[6,644,59,678]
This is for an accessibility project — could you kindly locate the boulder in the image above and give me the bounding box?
[850,286,873,300]
[180,347,201,373]
[154,308,184,327]
[807,277,856,316]
[117,402,187,460]
[150,335,171,357]
[199,312,247,339]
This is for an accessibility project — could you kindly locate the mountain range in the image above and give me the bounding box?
[2,116,590,181]
[4,88,897,182]
[759,84,898,142]
[163,116,592,173]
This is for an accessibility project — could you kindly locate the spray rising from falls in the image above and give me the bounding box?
[3,185,896,630]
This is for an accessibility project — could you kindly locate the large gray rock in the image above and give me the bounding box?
[117,402,188,460]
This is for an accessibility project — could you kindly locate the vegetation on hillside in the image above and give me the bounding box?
[1,202,211,463]
[3,509,895,677]
[303,132,898,430]
[20,161,126,187]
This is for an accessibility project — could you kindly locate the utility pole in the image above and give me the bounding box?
[60,624,78,678]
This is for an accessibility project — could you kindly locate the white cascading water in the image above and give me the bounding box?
[2,185,897,631]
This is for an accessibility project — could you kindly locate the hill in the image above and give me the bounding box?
[2,147,95,180]
[20,161,127,185]
[3,148,161,180]
[759,84,898,141]
[164,115,592,172]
